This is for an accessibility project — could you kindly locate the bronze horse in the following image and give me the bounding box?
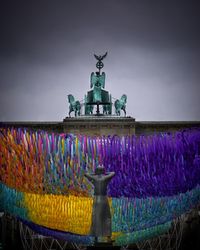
[114,94,127,116]
[67,94,81,117]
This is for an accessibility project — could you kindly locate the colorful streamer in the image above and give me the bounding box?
[0,127,200,245]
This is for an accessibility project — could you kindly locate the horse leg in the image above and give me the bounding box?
[103,106,106,115]
[122,107,126,117]
[69,106,74,117]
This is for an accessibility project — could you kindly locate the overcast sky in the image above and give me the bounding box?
[0,0,200,121]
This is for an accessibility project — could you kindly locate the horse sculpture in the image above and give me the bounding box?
[85,104,94,115]
[84,95,94,115]
[114,94,127,116]
[68,94,81,117]
[103,104,111,115]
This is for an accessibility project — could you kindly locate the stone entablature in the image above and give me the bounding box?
[63,116,135,136]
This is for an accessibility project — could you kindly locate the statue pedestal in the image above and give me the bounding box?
[63,116,135,136]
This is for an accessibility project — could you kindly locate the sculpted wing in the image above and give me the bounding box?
[94,52,107,61]
[90,72,97,88]
[99,72,105,88]
[101,52,108,60]
[94,54,100,61]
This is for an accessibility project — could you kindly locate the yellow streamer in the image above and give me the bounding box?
[24,193,93,235]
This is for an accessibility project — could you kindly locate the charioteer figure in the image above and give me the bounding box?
[84,166,115,244]
[85,52,112,116]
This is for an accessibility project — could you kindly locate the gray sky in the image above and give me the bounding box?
[0,0,200,121]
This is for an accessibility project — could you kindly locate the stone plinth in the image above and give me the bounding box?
[63,116,135,136]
